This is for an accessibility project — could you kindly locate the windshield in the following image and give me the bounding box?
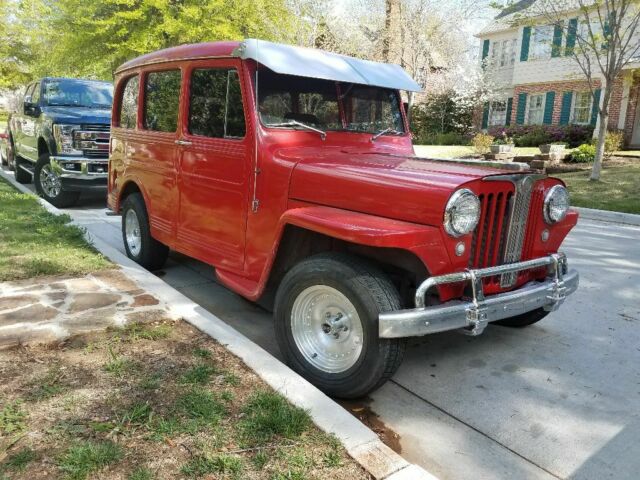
[258,70,405,134]
[43,79,114,108]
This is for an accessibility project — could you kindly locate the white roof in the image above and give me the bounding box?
[232,39,422,92]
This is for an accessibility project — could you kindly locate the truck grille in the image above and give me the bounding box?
[73,124,110,159]
[469,175,543,289]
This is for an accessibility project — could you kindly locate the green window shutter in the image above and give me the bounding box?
[505,97,513,126]
[591,88,601,126]
[520,27,531,61]
[565,18,578,55]
[516,93,527,124]
[559,92,573,125]
[543,91,556,124]
[603,14,613,50]
[552,22,564,57]
[482,102,490,129]
[482,39,490,60]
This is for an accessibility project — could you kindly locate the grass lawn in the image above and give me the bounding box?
[555,163,640,214]
[0,177,111,281]
[0,321,368,479]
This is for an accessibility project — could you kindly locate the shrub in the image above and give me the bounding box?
[603,130,624,158]
[487,124,593,148]
[421,131,470,145]
[567,143,596,163]
[409,90,476,143]
[471,133,494,154]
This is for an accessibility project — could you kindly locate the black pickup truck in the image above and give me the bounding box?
[7,77,113,207]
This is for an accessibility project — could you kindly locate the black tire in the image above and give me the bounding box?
[34,153,80,208]
[274,252,406,399]
[6,136,16,171]
[121,192,169,271]
[494,308,550,328]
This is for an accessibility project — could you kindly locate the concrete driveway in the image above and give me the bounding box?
[6,170,640,480]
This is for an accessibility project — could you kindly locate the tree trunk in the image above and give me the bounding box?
[590,113,608,181]
[590,80,610,182]
[383,0,402,64]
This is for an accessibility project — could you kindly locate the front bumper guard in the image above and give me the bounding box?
[379,253,578,339]
[50,155,108,181]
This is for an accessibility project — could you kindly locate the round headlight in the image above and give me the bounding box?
[543,185,570,224]
[444,189,481,237]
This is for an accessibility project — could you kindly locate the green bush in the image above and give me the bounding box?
[567,144,596,163]
[603,130,624,157]
[422,131,469,145]
[471,133,494,154]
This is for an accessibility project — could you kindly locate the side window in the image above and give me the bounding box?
[189,68,246,139]
[31,82,41,104]
[119,75,139,129]
[24,84,35,102]
[144,70,181,132]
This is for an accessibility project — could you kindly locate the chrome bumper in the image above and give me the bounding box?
[379,253,578,338]
[50,155,108,180]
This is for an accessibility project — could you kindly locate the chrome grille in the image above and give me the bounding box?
[469,174,545,289]
[73,124,110,158]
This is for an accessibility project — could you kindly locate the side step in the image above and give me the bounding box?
[18,163,35,176]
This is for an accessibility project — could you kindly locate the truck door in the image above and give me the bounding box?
[176,60,250,271]
[12,84,34,159]
[20,81,41,161]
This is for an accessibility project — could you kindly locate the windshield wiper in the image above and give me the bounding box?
[371,127,403,142]
[267,120,326,140]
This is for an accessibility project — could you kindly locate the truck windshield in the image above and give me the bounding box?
[258,70,404,135]
[43,79,114,108]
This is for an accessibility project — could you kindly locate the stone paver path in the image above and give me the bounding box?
[0,269,172,348]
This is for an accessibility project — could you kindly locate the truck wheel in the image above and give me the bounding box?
[274,252,406,399]
[494,308,549,328]
[34,153,80,208]
[121,192,169,271]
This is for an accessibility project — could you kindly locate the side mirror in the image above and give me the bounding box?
[23,96,39,116]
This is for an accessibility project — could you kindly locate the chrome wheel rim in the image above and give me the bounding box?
[124,209,142,256]
[290,285,364,373]
[40,164,61,198]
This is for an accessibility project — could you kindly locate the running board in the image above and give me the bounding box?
[18,164,35,176]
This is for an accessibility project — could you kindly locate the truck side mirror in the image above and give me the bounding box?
[23,96,40,116]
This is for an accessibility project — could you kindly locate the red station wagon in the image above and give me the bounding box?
[108,39,579,398]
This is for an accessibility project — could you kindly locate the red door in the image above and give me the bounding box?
[131,67,184,245]
[176,59,251,271]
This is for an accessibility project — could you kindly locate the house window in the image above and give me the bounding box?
[527,94,545,124]
[510,39,517,64]
[572,91,592,124]
[491,41,499,65]
[500,40,508,67]
[489,101,507,126]
[530,25,553,59]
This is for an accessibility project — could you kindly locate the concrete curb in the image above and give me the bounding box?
[575,207,640,226]
[0,169,438,480]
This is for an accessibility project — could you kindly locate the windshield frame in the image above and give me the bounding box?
[43,79,114,109]
[255,69,408,137]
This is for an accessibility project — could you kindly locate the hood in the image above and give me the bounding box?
[42,106,111,125]
[286,147,516,227]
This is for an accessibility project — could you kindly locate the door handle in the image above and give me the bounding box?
[175,139,193,146]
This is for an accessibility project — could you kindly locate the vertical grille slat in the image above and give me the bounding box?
[467,175,543,291]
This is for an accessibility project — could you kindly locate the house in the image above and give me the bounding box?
[476,0,640,148]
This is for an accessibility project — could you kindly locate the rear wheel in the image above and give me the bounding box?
[274,252,406,399]
[34,153,80,207]
[494,308,549,328]
[121,192,169,270]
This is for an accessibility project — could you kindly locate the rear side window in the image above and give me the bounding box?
[144,70,181,132]
[189,68,245,138]
[119,75,139,129]
[31,82,41,104]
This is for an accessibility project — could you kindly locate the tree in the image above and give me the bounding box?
[520,0,640,181]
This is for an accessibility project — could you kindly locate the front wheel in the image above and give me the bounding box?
[121,192,169,271]
[274,253,406,399]
[34,154,80,207]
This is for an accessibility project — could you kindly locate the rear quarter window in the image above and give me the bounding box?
[119,75,139,129]
[144,70,181,132]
